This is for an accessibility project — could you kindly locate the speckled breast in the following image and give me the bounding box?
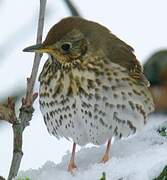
[39,59,154,146]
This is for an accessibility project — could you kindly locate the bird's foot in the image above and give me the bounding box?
[99,153,109,163]
[67,160,77,174]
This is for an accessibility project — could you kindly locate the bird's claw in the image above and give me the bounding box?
[99,153,109,163]
[67,161,77,174]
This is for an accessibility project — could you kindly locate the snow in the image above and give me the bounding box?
[1,0,167,178]
[17,116,167,180]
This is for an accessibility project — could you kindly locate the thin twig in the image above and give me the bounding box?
[25,0,47,106]
[63,0,81,16]
[7,1,47,179]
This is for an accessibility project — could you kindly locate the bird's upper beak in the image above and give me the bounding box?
[23,43,49,53]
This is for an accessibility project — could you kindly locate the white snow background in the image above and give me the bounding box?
[0,0,167,179]
[17,116,167,180]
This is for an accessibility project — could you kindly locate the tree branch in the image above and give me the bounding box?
[7,1,47,179]
[63,0,81,16]
[25,0,47,106]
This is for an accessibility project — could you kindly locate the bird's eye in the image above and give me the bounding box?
[61,42,72,52]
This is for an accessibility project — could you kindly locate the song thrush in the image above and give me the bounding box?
[23,17,154,173]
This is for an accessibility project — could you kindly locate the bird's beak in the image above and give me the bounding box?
[23,43,49,53]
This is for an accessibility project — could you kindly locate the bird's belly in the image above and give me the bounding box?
[39,83,147,146]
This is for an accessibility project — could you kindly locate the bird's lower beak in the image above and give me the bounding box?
[23,44,49,53]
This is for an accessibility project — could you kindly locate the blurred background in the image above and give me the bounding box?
[0,0,167,177]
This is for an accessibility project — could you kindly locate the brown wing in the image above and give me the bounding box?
[107,41,149,87]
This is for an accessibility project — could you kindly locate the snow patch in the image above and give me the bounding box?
[17,115,167,180]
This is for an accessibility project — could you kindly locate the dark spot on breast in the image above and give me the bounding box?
[122,104,126,109]
[115,78,120,83]
[44,117,47,125]
[132,89,141,96]
[99,118,108,127]
[72,102,76,109]
[49,88,52,93]
[107,77,112,81]
[128,101,135,110]
[103,96,107,101]
[113,72,118,76]
[54,119,58,124]
[114,126,118,135]
[111,86,116,91]
[52,84,62,98]
[105,102,109,107]
[88,93,93,100]
[95,79,101,85]
[60,115,63,120]
[113,112,126,124]
[88,111,92,118]
[95,88,99,92]
[102,85,109,91]
[59,119,62,126]
[49,111,54,118]
[116,104,121,109]
[67,85,73,97]
[95,93,101,100]
[49,101,55,106]
[109,104,114,108]
[58,108,61,113]
[64,114,67,119]
[87,79,95,89]
[127,120,136,133]
[46,113,50,121]
[113,94,118,99]
[94,115,98,120]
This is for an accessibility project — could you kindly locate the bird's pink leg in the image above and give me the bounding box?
[100,139,111,163]
[68,142,77,173]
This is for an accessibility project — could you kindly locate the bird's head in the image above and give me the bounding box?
[23,17,95,68]
[23,16,134,70]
